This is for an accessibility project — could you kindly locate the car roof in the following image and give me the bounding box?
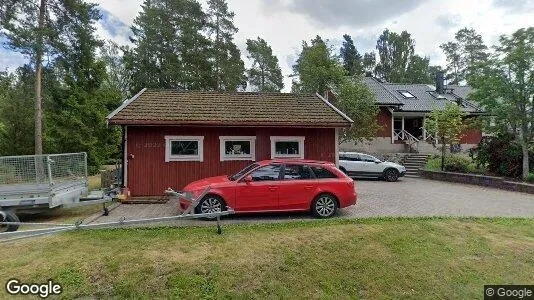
[339,152,374,156]
[257,159,335,166]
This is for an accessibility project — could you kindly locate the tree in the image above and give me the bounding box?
[468,27,534,180]
[245,37,284,92]
[1,0,50,154]
[336,79,381,142]
[0,67,36,156]
[126,0,213,92]
[362,52,376,76]
[292,36,345,94]
[405,54,433,84]
[374,29,414,83]
[206,0,245,91]
[340,34,363,76]
[424,103,467,171]
[45,0,123,173]
[440,27,489,84]
[293,36,379,142]
[101,41,131,98]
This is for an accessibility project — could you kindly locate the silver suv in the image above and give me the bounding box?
[339,152,406,182]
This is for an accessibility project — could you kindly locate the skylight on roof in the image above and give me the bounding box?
[398,90,415,98]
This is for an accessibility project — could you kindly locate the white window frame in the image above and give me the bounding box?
[165,136,204,162]
[219,136,256,161]
[270,136,305,159]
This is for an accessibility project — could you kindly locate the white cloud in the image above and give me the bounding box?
[1,0,533,91]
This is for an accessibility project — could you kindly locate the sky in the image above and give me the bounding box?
[1,0,533,91]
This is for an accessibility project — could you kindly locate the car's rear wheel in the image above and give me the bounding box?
[311,194,338,218]
[0,210,20,232]
[383,168,400,182]
[196,195,225,218]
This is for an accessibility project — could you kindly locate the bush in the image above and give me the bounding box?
[469,133,534,178]
[526,173,534,183]
[425,155,486,174]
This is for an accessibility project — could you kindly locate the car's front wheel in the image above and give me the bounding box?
[383,168,400,182]
[311,194,338,218]
[196,195,225,218]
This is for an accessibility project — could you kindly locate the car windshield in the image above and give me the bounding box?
[228,163,259,181]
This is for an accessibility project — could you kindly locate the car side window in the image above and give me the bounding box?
[310,166,338,179]
[249,164,282,182]
[283,164,313,180]
[360,155,376,162]
[340,154,360,161]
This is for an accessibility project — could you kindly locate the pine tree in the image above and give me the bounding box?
[206,0,245,91]
[340,34,363,76]
[126,0,212,92]
[1,0,50,154]
[246,37,284,92]
[440,27,489,84]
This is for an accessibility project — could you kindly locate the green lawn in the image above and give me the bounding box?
[2,218,534,299]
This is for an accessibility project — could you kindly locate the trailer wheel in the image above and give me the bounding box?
[0,210,20,232]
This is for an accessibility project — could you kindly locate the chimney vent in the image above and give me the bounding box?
[435,71,445,94]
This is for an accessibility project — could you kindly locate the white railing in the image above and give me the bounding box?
[424,134,438,146]
[394,129,420,152]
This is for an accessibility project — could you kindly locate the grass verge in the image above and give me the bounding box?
[1,218,533,299]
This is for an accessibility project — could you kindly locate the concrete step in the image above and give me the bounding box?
[404,174,421,178]
[403,161,426,165]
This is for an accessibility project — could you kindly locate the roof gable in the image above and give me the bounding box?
[107,90,353,127]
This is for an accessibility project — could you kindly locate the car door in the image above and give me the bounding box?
[346,154,366,176]
[234,164,281,211]
[277,164,317,210]
[359,154,383,176]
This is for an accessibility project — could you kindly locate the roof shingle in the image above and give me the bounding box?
[107,89,353,127]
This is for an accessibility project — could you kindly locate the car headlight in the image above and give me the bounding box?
[179,191,194,200]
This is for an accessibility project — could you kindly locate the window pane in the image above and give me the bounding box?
[311,166,338,179]
[225,140,251,155]
[250,165,281,181]
[171,140,198,155]
[284,164,312,180]
[230,163,259,181]
[360,155,375,162]
[275,141,300,155]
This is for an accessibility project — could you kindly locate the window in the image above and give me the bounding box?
[310,166,338,179]
[339,154,360,162]
[360,154,378,163]
[270,136,305,159]
[283,164,313,180]
[164,136,204,162]
[219,136,256,161]
[249,164,282,181]
[229,163,259,181]
[398,90,415,98]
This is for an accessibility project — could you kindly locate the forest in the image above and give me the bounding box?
[0,0,532,176]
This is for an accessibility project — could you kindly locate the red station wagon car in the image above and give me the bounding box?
[178,160,357,218]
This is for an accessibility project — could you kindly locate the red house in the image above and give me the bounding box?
[336,75,485,154]
[107,90,353,197]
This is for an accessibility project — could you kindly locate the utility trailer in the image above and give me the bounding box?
[0,152,115,232]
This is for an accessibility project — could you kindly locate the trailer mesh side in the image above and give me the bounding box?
[0,153,87,186]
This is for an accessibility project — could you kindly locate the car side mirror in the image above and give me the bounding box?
[374,160,381,164]
[243,175,253,183]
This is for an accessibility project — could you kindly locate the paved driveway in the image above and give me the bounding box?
[86,177,534,226]
[343,177,534,218]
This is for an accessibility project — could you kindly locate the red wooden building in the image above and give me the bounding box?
[107,90,353,197]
